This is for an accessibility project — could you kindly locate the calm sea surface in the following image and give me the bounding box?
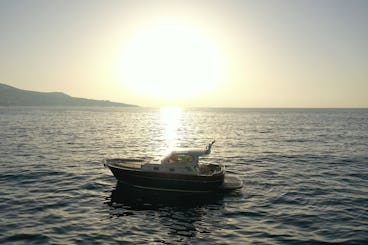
[0,107,367,244]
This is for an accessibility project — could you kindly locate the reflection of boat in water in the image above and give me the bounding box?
[104,141,242,193]
[107,181,225,210]
[106,182,227,238]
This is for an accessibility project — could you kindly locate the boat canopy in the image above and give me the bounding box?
[161,141,215,164]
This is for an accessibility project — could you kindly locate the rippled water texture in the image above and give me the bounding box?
[0,107,367,244]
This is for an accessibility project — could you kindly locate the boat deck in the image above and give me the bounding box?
[104,158,151,170]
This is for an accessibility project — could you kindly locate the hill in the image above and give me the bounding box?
[0,83,136,107]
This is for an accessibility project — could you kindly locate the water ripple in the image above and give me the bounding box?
[0,107,367,244]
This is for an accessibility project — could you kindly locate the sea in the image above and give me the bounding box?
[0,107,367,244]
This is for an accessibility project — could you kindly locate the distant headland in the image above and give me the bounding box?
[0,83,136,107]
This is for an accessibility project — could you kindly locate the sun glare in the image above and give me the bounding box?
[118,21,226,102]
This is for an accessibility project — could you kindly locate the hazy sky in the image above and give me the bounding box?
[1,0,367,107]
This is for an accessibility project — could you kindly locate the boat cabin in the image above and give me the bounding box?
[141,141,220,175]
[161,151,201,165]
[141,151,201,173]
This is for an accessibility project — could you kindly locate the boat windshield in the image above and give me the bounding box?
[167,154,194,164]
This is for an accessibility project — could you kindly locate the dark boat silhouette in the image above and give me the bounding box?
[104,141,242,193]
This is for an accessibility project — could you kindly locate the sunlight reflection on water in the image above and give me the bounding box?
[0,107,367,244]
[159,107,183,155]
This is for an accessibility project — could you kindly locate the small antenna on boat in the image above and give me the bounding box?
[205,140,216,154]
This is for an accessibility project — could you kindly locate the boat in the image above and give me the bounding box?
[104,141,242,193]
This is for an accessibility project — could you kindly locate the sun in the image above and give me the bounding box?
[118,21,227,102]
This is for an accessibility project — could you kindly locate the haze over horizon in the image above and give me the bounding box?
[1,0,367,108]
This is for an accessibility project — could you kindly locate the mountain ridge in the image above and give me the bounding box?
[0,83,136,107]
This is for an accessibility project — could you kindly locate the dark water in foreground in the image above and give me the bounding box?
[0,107,367,244]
